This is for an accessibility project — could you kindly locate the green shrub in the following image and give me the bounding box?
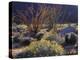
[25,40,64,56]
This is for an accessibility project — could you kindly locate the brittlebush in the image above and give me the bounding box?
[25,40,64,56]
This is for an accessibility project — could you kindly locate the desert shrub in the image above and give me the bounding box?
[17,24,28,30]
[20,40,65,57]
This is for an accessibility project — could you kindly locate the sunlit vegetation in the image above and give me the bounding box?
[11,40,64,58]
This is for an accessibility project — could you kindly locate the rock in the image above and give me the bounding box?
[64,32,77,46]
[35,33,44,40]
[20,37,32,46]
